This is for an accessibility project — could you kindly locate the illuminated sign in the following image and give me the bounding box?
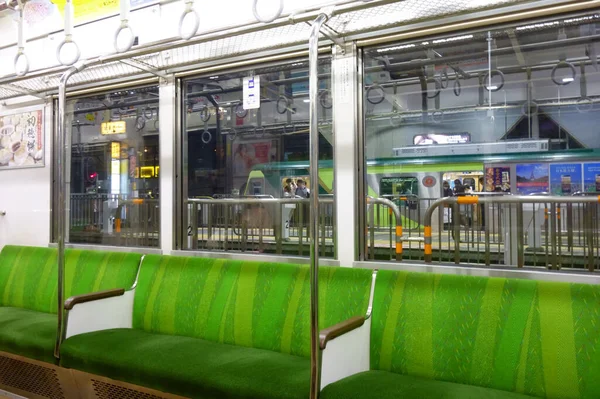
[102,121,127,135]
[111,142,120,159]
[413,133,471,145]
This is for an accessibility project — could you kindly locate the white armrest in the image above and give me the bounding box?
[320,317,371,390]
[64,289,135,339]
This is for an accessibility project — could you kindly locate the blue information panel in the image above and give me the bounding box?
[549,163,583,195]
[516,164,549,195]
[583,163,600,193]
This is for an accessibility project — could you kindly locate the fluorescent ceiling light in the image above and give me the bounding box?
[516,21,559,31]
[432,35,473,44]
[303,99,311,103]
[562,77,574,83]
[486,86,498,90]
[377,43,416,53]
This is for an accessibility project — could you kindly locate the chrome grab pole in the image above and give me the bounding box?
[55,62,91,359]
[309,12,327,399]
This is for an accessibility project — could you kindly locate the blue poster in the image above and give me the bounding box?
[583,163,600,193]
[549,164,582,195]
[516,164,549,195]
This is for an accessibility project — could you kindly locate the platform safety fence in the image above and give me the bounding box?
[184,196,336,257]
[69,194,160,248]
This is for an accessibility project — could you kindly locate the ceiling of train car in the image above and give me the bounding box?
[0,0,541,102]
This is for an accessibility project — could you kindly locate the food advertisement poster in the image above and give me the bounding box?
[550,163,582,195]
[516,163,549,195]
[232,141,273,178]
[485,167,510,192]
[0,110,44,170]
[583,163,600,193]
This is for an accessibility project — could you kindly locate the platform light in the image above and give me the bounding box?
[486,86,498,91]
[303,99,311,103]
[562,77,575,83]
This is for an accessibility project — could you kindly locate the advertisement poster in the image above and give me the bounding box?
[485,167,510,192]
[550,163,582,195]
[516,163,549,195]
[52,0,156,23]
[583,163,600,193]
[0,110,44,170]
[232,141,273,178]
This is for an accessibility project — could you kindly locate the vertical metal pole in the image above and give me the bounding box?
[55,66,80,359]
[516,203,524,268]
[309,13,326,399]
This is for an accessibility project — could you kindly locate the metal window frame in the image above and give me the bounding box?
[175,48,334,252]
[49,81,162,247]
[354,1,600,267]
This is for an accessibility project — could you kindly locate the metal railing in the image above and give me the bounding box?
[366,196,406,261]
[422,194,600,271]
[69,194,160,248]
[184,196,335,257]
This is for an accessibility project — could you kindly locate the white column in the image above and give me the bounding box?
[159,77,176,254]
[332,44,359,267]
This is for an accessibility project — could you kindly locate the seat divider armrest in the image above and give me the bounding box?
[319,316,366,350]
[64,288,125,310]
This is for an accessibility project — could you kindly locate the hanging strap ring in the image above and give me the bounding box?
[276,96,290,114]
[201,130,212,144]
[253,0,284,23]
[56,37,81,66]
[426,78,441,98]
[366,84,385,104]
[453,77,461,96]
[228,128,237,141]
[389,113,403,127]
[14,49,29,77]
[482,69,505,92]
[431,111,444,124]
[319,90,333,109]
[57,1,80,66]
[521,100,539,117]
[14,6,29,76]
[179,0,200,40]
[114,22,135,53]
[439,67,449,89]
[576,97,594,113]
[551,61,576,86]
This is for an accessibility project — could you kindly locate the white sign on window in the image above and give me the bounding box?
[243,76,261,110]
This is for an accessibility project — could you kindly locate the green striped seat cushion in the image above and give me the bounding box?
[0,245,141,314]
[371,270,600,399]
[133,255,373,358]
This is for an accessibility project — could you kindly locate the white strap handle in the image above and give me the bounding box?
[14,2,29,76]
[179,0,200,40]
[56,0,81,66]
[253,0,284,24]
[114,0,135,53]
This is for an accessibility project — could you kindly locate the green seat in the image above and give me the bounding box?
[0,307,57,364]
[61,328,310,399]
[323,270,600,399]
[321,371,533,399]
[61,256,374,398]
[0,245,141,364]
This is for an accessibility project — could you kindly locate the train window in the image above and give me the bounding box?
[363,11,600,273]
[55,85,160,248]
[380,177,419,197]
[181,57,334,255]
